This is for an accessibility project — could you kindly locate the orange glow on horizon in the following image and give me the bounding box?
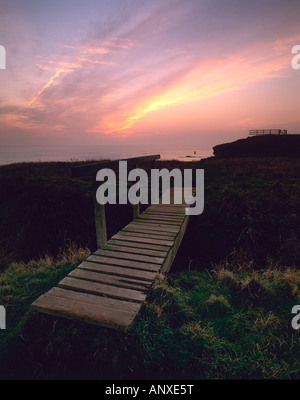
[93,50,289,136]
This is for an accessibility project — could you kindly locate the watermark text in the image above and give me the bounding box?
[0,45,6,69]
[291,305,300,330]
[95,162,204,216]
[0,306,6,329]
[291,45,300,70]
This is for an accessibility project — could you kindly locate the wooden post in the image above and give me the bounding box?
[150,157,158,202]
[132,163,140,219]
[132,202,140,219]
[93,178,107,249]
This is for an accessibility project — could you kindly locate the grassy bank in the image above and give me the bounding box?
[0,258,299,379]
[0,157,299,379]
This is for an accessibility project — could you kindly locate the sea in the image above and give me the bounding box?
[0,144,213,166]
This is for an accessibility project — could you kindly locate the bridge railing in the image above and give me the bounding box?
[72,154,160,248]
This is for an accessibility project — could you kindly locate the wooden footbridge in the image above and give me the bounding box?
[31,155,195,331]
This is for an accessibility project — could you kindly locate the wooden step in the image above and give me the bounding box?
[32,287,142,331]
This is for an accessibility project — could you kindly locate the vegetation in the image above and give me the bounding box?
[0,157,299,379]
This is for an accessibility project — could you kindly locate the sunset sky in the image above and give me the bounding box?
[1,0,300,149]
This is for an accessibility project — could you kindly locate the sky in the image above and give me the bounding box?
[0,0,300,149]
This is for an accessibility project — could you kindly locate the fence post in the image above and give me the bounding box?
[93,178,107,248]
[132,163,140,219]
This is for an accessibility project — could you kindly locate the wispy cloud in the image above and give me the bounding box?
[1,0,300,146]
[26,68,66,108]
[25,43,120,109]
[91,38,292,135]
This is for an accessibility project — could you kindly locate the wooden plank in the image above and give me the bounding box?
[145,207,187,215]
[40,287,142,312]
[137,214,184,222]
[143,210,186,217]
[125,222,179,233]
[58,277,147,302]
[147,205,187,211]
[104,243,168,258]
[69,269,152,291]
[136,214,184,223]
[32,288,141,330]
[113,232,174,246]
[123,227,177,239]
[94,249,164,265]
[108,239,171,252]
[121,229,176,240]
[134,217,182,227]
[145,204,188,210]
[127,220,180,232]
[136,219,183,227]
[115,230,176,241]
[86,254,161,272]
[78,261,156,281]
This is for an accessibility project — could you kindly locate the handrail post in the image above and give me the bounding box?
[93,178,107,249]
[71,155,160,248]
[132,163,140,219]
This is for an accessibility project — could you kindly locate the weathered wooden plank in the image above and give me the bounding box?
[125,222,179,234]
[143,208,186,216]
[122,228,176,240]
[141,208,186,218]
[137,214,184,222]
[134,218,183,226]
[127,221,180,232]
[130,220,182,230]
[58,277,147,302]
[123,227,177,239]
[69,269,152,291]
[32,289,141,330]
[104,243,168,258]
[108,239,170,252]
[94,249,164,265]
[86,254,161,272]
[114,230,176,241]
[148,200,188,206]
[134,218,182,227]
[78,261,156,281]
[41,287,142,312]
[145,209,187,216]
[145,205,187,211]
[146,205,187,212]
[113,232,174,246]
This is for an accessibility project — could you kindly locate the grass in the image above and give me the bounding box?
[0,260,299,379]
[0,156,299,379]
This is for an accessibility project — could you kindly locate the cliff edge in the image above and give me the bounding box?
[213,135,300,158]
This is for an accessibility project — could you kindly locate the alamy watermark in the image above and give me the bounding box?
[0,45,6,69]
[291,45,300,70]
[0,306,6,329]
[291,305,300,330]
[95,161,204,216]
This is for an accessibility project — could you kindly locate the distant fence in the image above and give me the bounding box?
[249,129,288,136]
